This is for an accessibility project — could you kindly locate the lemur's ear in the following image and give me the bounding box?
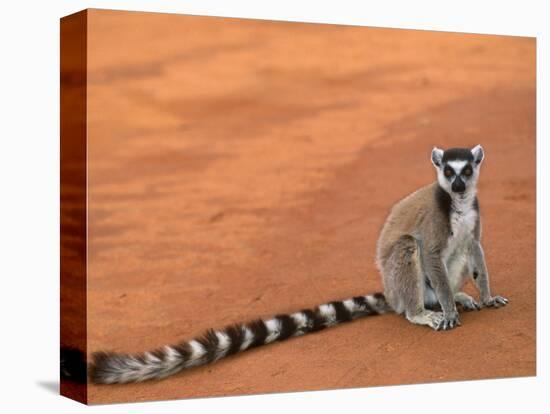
[431,147,444,167]
[471,144,484,165]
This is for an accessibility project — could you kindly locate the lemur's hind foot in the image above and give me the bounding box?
[406,310,460,331]
[407,310,443,330]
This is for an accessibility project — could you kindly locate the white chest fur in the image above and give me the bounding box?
[442,198,478,292]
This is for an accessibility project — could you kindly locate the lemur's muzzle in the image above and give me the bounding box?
[451,177,466,193]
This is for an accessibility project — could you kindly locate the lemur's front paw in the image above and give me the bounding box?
[436,311,461,331]
[482,295,509,308]
[459,297,481,312]
[455,292,481,311]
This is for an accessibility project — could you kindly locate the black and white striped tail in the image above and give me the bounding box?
[91,293,390,384]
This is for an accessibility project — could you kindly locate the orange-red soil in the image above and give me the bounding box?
[73,10,535,404]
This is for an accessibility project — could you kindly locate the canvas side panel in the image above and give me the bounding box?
[60,10,88,404]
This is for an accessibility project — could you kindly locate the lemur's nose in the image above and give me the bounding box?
[452,177,466,193]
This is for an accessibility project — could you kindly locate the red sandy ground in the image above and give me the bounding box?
[82,10,535,404]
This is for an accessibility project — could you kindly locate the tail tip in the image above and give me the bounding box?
[60,346,87,384]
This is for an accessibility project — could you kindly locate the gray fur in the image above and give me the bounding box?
[376,145,508,330]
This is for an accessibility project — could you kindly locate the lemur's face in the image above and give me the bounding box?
[431,145,484,195]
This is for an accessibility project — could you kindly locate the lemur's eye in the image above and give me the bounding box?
[444,167,454,178]
[463,166,473,177]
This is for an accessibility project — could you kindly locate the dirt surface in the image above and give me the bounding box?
[81,9,535,404]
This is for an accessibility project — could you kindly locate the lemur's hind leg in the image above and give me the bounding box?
[382,235,446,331]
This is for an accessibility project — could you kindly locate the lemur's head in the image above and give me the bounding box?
[431,145,484,196]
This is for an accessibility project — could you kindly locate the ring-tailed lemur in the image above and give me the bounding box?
[61,145,508,384]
